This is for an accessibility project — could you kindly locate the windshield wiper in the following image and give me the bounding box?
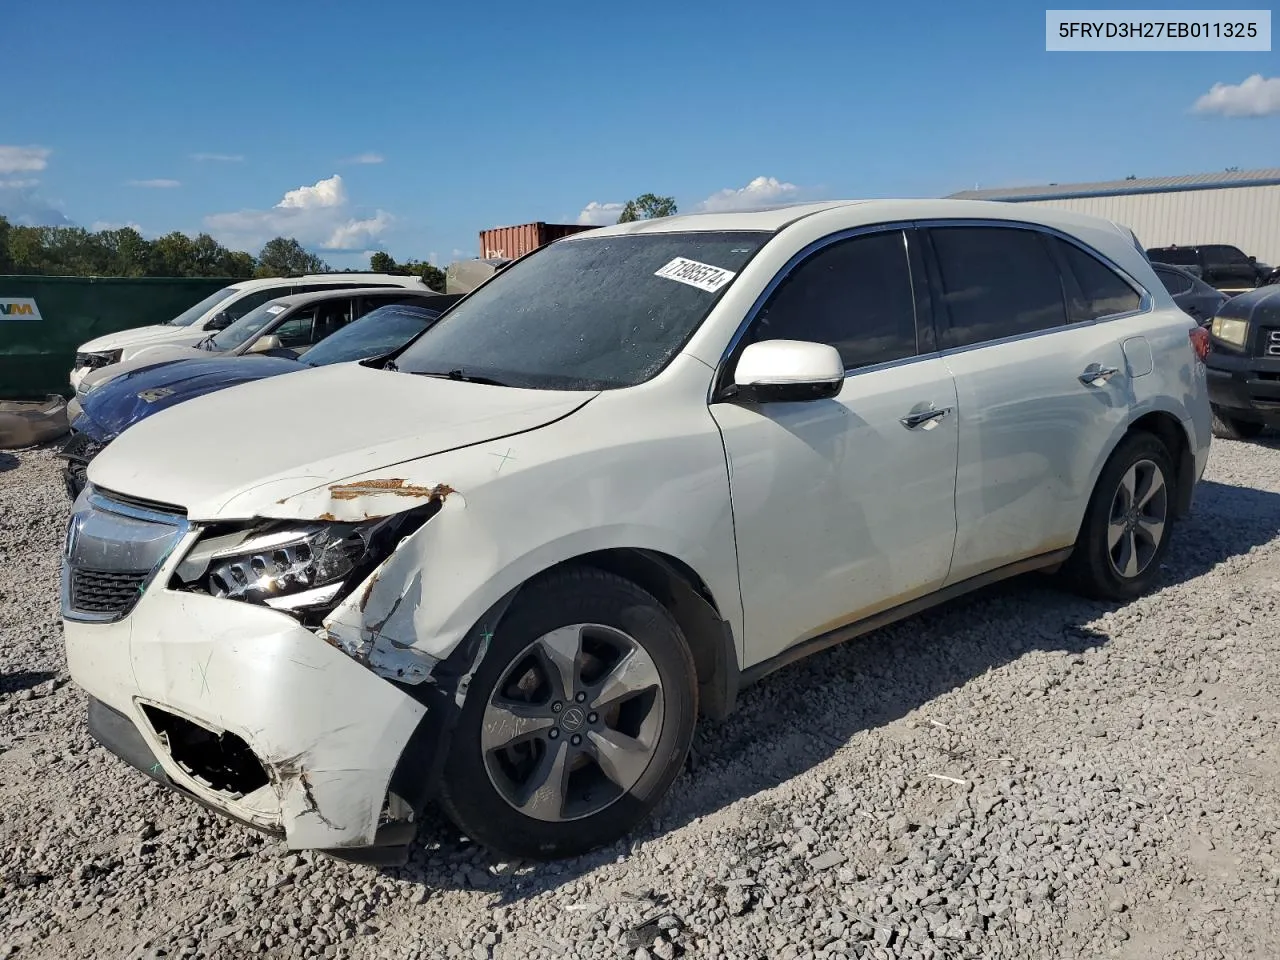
[413,368,509,387]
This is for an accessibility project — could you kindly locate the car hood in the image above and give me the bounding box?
[77,355,306,441]
[78,324,208,353]
[87,363,599,520]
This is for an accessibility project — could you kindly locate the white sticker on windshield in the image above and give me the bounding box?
[654,257,736,293]
[266,304,287,314]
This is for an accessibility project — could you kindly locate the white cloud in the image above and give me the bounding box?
[698,176,799,212]
[0,178,39,189]
[341,152,384,165]
[0,145,51,175]
[191,152,245,162]
[278,174,345,209]
[577,201,625,225]
[128,178,181,188]
[1193,74,1280,117]
[323,210,393,250]
[204,174,393,252]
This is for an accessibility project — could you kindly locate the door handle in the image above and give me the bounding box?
[900,406,953,430]
[1079,363,1120,386]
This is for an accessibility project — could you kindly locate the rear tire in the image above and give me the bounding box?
[437,567,697,860]
[1065,432,1176,602]
[1211,405,1265,441]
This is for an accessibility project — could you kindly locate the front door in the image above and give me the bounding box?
[710,228,959,666]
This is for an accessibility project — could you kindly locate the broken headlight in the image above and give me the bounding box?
[173,510,432,617]
[75,349,123,371]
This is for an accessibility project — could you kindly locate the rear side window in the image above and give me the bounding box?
[744,230,918,370]
[1051,238,1143,320]
[1202,245,1250,265]
[929,227,1066,349]
[1149,248,1198,267]
[1154,265,1193,296]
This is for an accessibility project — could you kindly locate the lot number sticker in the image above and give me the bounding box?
[654,257,736,293]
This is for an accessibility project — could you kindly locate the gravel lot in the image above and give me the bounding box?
[3,438,1280,960]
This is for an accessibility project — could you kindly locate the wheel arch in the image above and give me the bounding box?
[1125,409,1195,518]
[520,548,740,723]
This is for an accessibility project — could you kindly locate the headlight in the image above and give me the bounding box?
[172,506,437,619]
[1210,316,1248,348]
[75,350,123,370]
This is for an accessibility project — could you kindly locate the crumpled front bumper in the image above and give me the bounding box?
[65,588,428,851]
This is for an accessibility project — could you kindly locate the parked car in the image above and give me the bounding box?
[61,200,1210,864]
[1150,262,1229,325]
[69,273,429,390]
[1145,244,1273,292]
[71,287,451,409]
[1203,285,1280,440]
[59,301,451,499]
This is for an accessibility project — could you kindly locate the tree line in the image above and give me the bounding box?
[0,215,335,279]
[0,216,444,287]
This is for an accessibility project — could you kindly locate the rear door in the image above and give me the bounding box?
[923,222,1138,584]
[711,227,960,664]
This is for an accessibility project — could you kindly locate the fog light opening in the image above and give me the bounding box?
[140,705,269,797]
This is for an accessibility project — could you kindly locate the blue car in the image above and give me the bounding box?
[59,301,449,498]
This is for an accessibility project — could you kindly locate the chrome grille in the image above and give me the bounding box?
[1267,330,1280,357]
[62,488,190,623]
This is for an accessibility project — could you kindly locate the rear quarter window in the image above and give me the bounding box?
[1049,238,1143,321]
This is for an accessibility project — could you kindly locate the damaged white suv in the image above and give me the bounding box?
[63,200,1211,863]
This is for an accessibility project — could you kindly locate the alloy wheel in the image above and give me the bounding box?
[481,623,665,822]
[1107,458,1168,579]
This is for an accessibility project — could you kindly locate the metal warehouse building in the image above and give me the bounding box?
[949,168,1280,267]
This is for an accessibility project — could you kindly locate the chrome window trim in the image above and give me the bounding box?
[709,216,1156,403]
[61,485,191,624]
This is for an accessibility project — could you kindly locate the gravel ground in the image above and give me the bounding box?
[3,438,1280,960]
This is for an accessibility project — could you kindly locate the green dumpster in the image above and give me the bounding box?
[0,275,235,399]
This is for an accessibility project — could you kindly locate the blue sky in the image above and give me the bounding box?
[4,0,1277,268]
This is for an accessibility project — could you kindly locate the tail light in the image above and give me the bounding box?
[1189,326,1210,362]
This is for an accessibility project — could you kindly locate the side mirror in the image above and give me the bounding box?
[247,334,282,354]
[730,339,844,403]
[203,311,233,331]
[1248,255,1257,263]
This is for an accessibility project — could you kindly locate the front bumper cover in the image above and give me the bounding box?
[66,587,430,853]
[1206,351,1280,423]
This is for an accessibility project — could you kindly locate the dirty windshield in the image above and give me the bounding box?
[208,300,290,351]
[395,231,768,390]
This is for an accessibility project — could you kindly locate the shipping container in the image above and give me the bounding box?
[477,222,597,260]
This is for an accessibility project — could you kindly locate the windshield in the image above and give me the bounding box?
[395,231,768,390]
[302,304,441,366]
[167,287,240,327]
[209,299,291,351]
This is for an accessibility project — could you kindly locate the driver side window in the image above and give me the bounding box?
[744,230,919,370]
[273,308,318,348]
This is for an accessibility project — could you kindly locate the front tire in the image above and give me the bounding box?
[438,568,697,860]
[1211,405,1265,441]
[1065,432,1176,602]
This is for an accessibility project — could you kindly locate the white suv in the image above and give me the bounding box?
[62,200,1211,863]
[68,273,427,390]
